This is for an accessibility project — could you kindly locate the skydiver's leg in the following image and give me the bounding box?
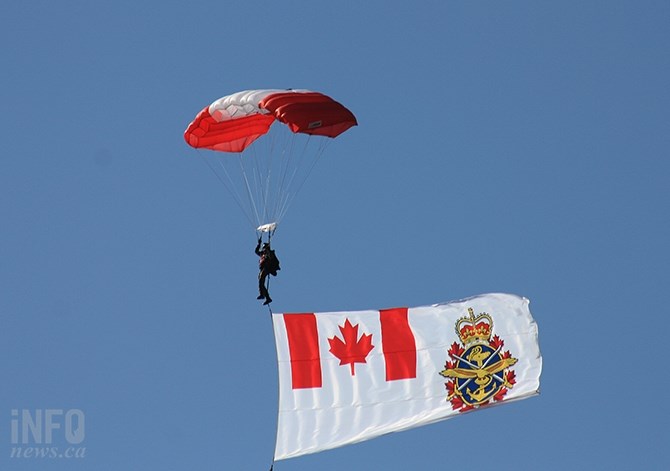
[258,272,267,299]
[261,271,272,304]
[258,271,270,300]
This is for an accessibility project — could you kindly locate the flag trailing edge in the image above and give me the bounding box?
[271,293,542,461]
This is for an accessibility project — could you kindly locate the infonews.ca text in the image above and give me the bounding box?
[10,446,86,459]
[10,409,86,459]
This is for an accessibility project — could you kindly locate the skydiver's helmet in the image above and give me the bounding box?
[262,243,271,251]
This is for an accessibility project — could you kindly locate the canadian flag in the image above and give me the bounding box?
[272,293,542,460]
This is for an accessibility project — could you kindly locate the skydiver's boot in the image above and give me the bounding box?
[257,294,264,300]
[264,297,272,305]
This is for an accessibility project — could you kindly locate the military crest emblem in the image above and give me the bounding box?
[440,308,518,411]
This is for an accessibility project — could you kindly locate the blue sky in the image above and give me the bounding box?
[1,1,668,469]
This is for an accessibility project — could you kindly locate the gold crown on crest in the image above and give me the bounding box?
[456,308,493,345]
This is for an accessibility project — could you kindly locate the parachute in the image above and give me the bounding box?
[184,89,357,237]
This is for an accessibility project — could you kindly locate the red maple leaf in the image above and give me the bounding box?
[505,370,517,386]
[328,319,374,376]
[445,360,457,370]
[493,387,508,402]
[490,335,504,350]
[450,395,465,410]
[461,403,475,412]
[448,342,465,359]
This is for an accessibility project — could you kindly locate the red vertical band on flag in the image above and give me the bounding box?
[380,308,416,381]
[283,313,322,389]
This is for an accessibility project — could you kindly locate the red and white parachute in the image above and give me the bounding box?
[184,89,357,236]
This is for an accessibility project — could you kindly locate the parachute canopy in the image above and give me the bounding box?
[184,89,357,153]
[184,89,357,235]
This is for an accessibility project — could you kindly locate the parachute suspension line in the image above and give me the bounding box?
[248,122,291,228]
[195,149,256,231]
[274,134,311,223]
[236,153,262,227]
[213,154,259,230]
[268,128,295,226]
[276,137,331,223]
[263,124,284,225]
[248,132,267,226]
[275,133,308,220]
[258,141,272,226]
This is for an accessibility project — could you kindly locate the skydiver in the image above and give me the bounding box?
[255,237,280,305]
